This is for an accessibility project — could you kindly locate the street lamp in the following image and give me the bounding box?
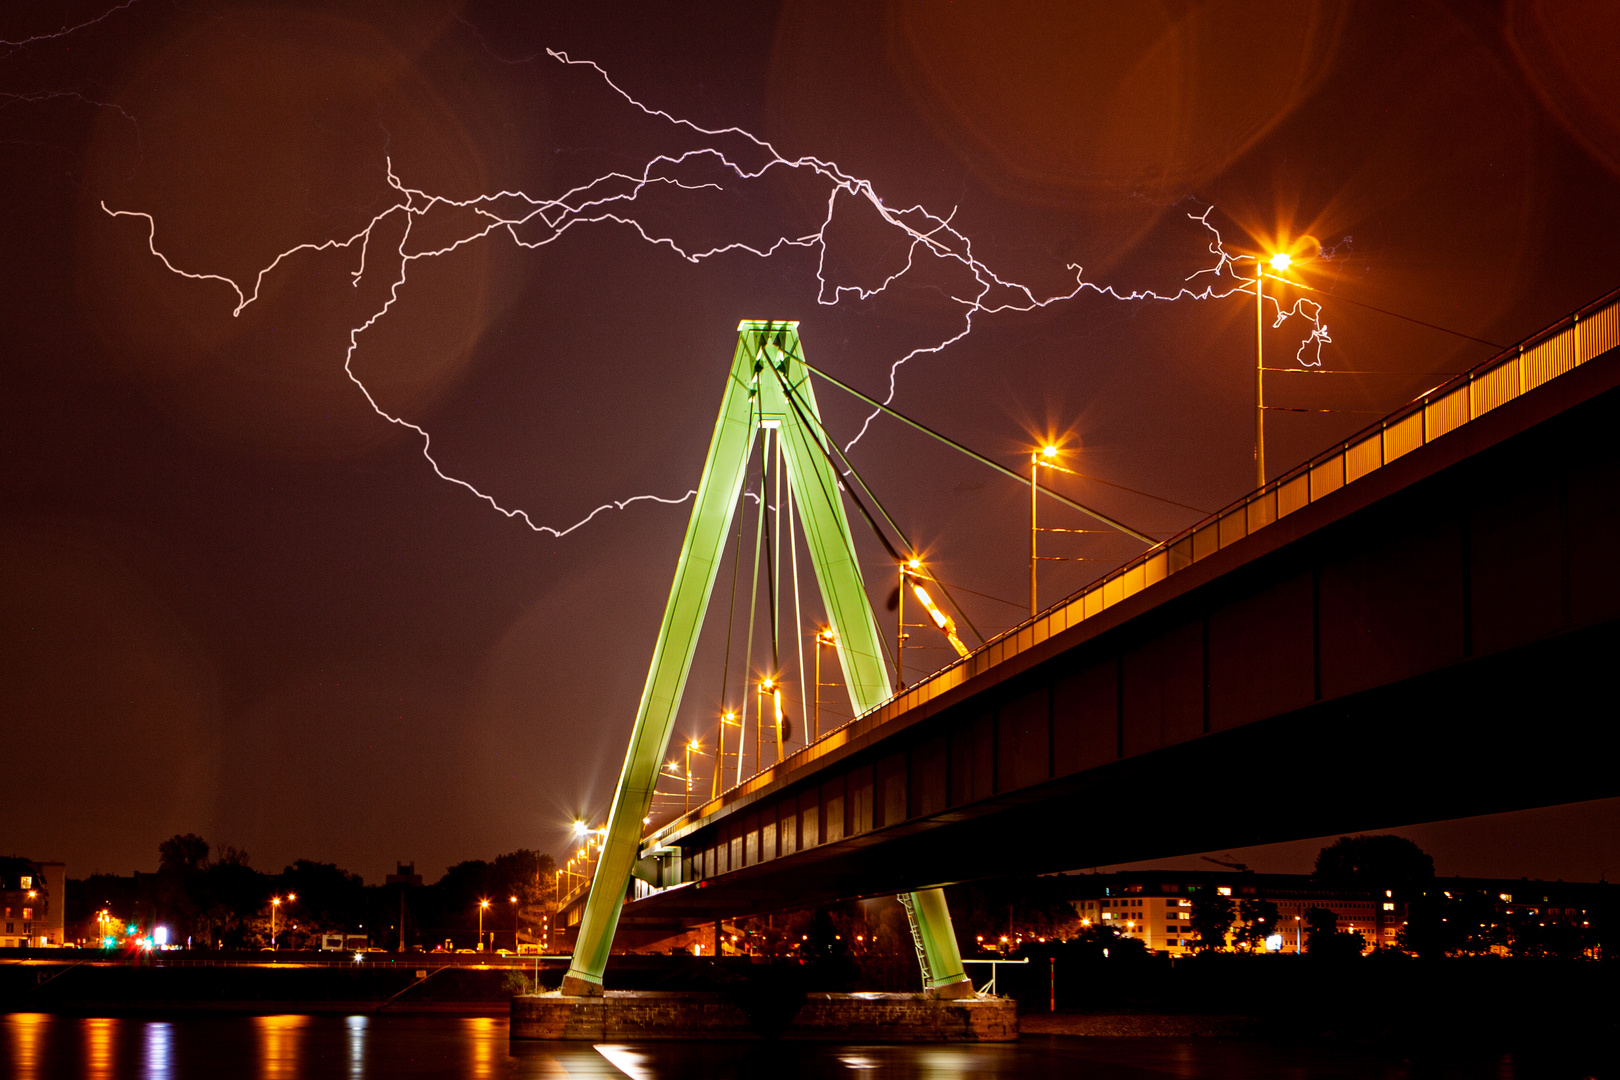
[714,711,737,800]
[684,738,701,813]
[269,894,295,950]
[813,628,836,741]
[1031,445,1057,616]
[897,557,922,685]
[756,675,783,771]
[509,896,519,953]
[478,899,490,951]
[1253,251,1294,489]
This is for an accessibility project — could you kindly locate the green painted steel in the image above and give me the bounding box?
[563,321,969,995]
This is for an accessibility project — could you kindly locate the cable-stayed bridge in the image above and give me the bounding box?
[554,289,1620,962]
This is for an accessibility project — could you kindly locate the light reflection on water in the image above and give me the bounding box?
[345,1015,366,1080]
[144,1021,173,1080]
[85,1016,117,1080]
[256,1014,307,1080]
[0,1014,1591,1079]
[5,1013,48,1080]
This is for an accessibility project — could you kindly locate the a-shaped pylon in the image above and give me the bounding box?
[560,321,972,999]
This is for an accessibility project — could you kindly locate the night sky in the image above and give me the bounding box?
[4,1,1619,886]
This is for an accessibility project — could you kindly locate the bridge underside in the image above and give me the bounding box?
[618,333,1620,933]
[624,615,1620,927]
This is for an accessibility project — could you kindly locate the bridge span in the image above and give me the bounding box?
[596,288,1620,940]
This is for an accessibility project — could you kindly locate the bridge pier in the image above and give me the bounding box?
[511,990,1017,1041]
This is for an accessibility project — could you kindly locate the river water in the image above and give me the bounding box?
[0,1012,1595,1079]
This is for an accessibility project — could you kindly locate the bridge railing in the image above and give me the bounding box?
[643,287,1620,852]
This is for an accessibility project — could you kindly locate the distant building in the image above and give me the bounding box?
[1069,870,1405,954]
[1067,870,1610,956]
[1,858,66,947]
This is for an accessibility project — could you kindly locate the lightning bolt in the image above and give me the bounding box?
[102,48,1331,538]
[0,0,142,53]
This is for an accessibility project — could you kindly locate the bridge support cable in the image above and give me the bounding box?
[771,368,986,648]
[562,321,972,1000]
[799,361,1157,545]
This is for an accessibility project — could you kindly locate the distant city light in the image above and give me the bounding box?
[153,926,169,946]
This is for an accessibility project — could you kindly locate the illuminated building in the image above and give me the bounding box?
[0,857,65,948]
[1070,871,1403,954]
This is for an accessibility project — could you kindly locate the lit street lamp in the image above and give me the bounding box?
[269,893,295,950]
[478,899,490,951]
[1252,251,1294,488]
[756,675,783,771]
[509,896,519,953]
[813,628,836,741]
[713,711,737,800]
[1030,445,1058,616]
[684,738,701,813]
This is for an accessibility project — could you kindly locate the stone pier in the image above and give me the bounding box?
[510,990,1017,1042]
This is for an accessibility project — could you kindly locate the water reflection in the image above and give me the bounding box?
[142,1022,173,1080]
[85,1016,117,1080]
[6,1013,48,1080]
[0,1014,1577,1079]
[344,1015,366,1080]
[463,1016,500,1079]
[254,1014,306,1080]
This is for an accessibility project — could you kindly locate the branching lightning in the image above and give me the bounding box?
[0,0,142,52]
[102,48,1330,539]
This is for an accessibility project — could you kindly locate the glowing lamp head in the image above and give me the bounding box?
[1269,252,1292,271]
[287,894,296,902]
[688,739,701,751]
[271,898,281,907]
[572,820,587,837]
[480,900,490,909]
[1042,444,1058,458]
[723,711,736,722]
[761,676,774,690]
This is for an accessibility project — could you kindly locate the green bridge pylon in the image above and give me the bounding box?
[560,320,973,999]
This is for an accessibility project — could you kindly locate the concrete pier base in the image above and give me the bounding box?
[510,990,1017,1042]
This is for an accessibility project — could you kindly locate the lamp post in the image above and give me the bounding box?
[813,628,836,741]
[478,899,490,951]
[509,896,519,953]
[756,676,782,771]
[1030,445,1057,616]
[898,557,921,685]
[714,712,736,800]
[1253,251,1293,489]
[684,739,700,813]
[269,894,294,950]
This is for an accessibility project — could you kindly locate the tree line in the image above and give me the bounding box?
[67,834,555,950]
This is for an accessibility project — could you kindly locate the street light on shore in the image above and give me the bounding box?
[478,899,490,951]
[269,894,294,950]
